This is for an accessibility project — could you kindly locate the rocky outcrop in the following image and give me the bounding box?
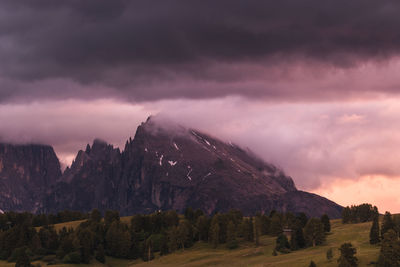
[0,117,343,218]
[0,143,61,212]
[42,116,342,217]
[43,139,122,212]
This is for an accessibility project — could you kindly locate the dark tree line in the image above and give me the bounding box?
[0,208,331,265]
[274,213,330,255]
[342,203,378,224]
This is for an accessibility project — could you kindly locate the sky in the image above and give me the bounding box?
[1,0,400,212]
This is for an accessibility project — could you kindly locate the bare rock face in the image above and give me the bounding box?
[42,116,342,218]
[0,117,343,218]
[43,139,122,212]
[0,143,61,212]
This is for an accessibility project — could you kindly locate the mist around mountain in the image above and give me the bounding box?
[0,116,342,218]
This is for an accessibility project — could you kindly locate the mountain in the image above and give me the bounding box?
[43,139,122,212]
[41,116,342,218]
[0,143,61,212]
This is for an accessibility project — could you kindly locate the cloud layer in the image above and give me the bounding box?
[2,1,400,212]
[2,0,400,102]
[2,97,400,213]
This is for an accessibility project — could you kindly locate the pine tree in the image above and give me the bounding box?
[337,243,358,267]
[248,217,254,242]
[320,214,331,232]
[177,220,190,250]
[381,212,395,238]
[304,218,325,247]
[290,227,305,250]
[226,221,238,249]
[253,216,261,246]
[377,229,400,267]
[369,216,380,245]
[297,212,308,228]
[105,221,131,258]
[209,221,220,249]
[260,215,270,235]
[167,226,179,252]
[269,214,282,236]
[275,233,290,253]
[144,237,154,261]
[342,207,351,224]
[196,216,210,242]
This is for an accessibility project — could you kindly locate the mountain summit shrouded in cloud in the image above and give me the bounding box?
[1,1,400,212]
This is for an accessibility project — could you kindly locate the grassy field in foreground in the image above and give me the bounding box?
[3,219,380,267]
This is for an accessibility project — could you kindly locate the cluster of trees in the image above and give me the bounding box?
[342,203,378,224]
[369,211,400,266]
[273,214,330,255]
[0,208,333,265]
[308,243,358,267]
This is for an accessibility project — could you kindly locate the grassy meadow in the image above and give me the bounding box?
[2,218,380,267]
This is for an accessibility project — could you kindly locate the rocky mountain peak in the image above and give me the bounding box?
[0,117,343,218]
[0,143,61,212]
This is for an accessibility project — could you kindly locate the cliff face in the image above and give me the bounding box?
[0,117,343,218]
[42,117,342,218]
[43,139,122,212]
[0,143,61,212]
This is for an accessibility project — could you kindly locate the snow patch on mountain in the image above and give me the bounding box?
[168,160,177,166]
[173,143,179,150]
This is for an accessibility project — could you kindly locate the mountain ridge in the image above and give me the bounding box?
[0,116,343,218]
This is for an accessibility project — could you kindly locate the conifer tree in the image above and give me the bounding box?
[369,215,380,245]
[177,220,190,250]
[304,218,325,247]
[275,233,290,253]
[269,214,282,236]
[297,212,308,228]
[342,207,351,224]
[144,237,154,261]
[209,222,220,248]
[377,229,400,267]
[248,217,254,242]
[196,215,209,242]
[167,226,179,252]
[320,214,331,232]
[226,221,238,249]
[290,227,305,250]
[381,212,395,238]
[260,215,270,235]
[253,216,261,246]
[337,243,358,267]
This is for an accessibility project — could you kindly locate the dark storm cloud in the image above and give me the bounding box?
[1,0,400,102]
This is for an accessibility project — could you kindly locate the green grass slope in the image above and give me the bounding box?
[132,219,379,267]
[1,219,380,267]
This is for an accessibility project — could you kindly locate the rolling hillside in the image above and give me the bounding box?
[1,218,380,267]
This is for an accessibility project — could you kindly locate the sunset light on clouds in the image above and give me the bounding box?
[2,0,400,213]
